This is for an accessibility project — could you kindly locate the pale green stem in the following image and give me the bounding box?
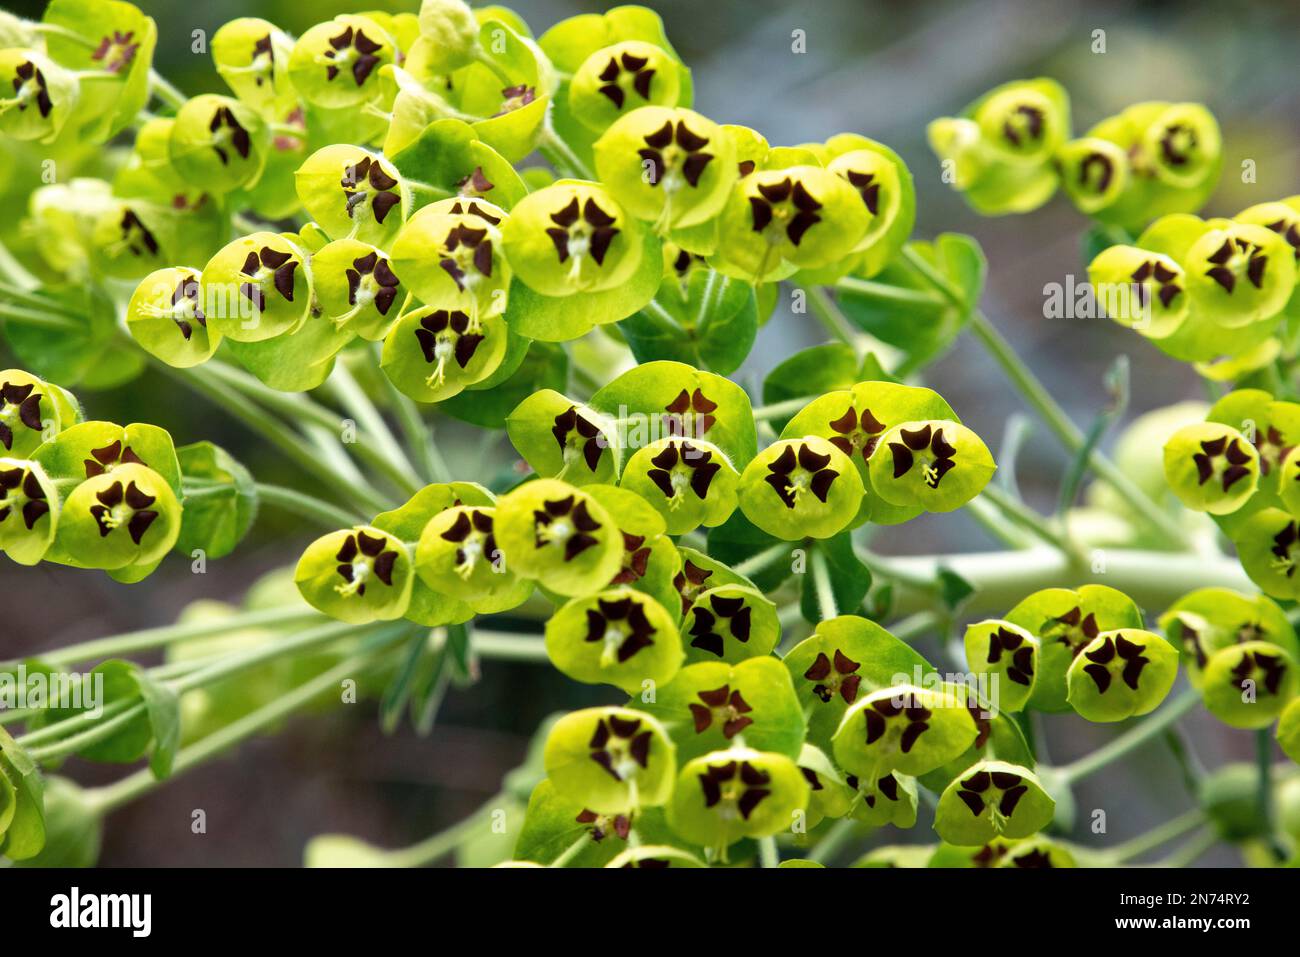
[836,276,944,307]
[539,113,593,180]
[759,836,780,867]
[471,631,550,662]
[730,542,792,580]
[148,69,187,111]
[1111,808,1207,863]
[1057,688,1200,784]
[549,832,591,867]
[751,396,816,421]
[810,548,838,621]
[251,482,366,528]
[807,818,857,865]
[323,363,422,497]
[976,483,1074,554]
[799,283,860,349]
[384,797,503,867]
[1154,828,1217,867]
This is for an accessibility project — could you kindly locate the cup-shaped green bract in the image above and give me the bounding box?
[294,526,414,624]
[310,240,404,341]
[672,546,751,617]
[1278,697,1300,765]
[1158,587,1298,690]
[0,49,79,143]
[640,656,804,764]
[201,231,311,343]
[972,79,1069,167]
[822,133,915,275]
[569,40,682,133]
[846,769,919,829]
[1231,507,1300,601]
[1162,422,1260,515]
[784,615,933,751]
[1057,137,1129,215]
[681,584,779,664]
[1087,244,1189,339]
[963,620,1038,714]
[1235,200,1300,278]
[621,437,740,535]
[168,94,267,195]
[582,484,679,602]
[415,504,525,604]
[126,267,220,368]
[1277,446,1300,517]
[544,586,683,694]
[507,389,620,487]
[502,180,645,296]
[797,743,854,826]
[1142,103,1222,191]
[605,845,705,868]
[1184,221,1296,328]
[380,304,508,403]
[287,15,396,108]
[1200,641,1299,729]
[1066,628,1179,722]
[0,369,76,458]
[296,145,411,248]
[833,684,979,780]
[594,106,737,231]
[1206,388,1300,492]
[543,706,676,815]
[667,747,809,847]
[211,17,296,114]
[738,437,863,540]
[0,458,58,566]
[33,420,181,495]
[56,463,181,570]
[492,478,625,596]
[868,420,995,513]
[390,203,510,320]
[713,165,868,281]
[781,381,957,525]
[934,760,1054,846]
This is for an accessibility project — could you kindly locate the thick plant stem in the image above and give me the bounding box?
[35,606,323,668]
[808,817,857,864]
[86,648,399,816]
[800,283,861,349]
[549,832,592,867]
[730,543,791,579]
[811,548,838,621]
[471,631,550,662]
[148,69,187,111]
[384,798,503,867]
[976,483,1074,554]
[1058,688,1200,784]
[0,304,82,332]
[1156,828,1218,867]
[758,836,780,867]
[752,396,816,421]
[539,114,593,180]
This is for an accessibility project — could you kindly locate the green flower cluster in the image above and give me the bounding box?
[929,79,1221,226]
[0,367,183,580]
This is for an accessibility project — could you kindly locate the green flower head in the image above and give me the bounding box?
[1162,422,1260,515]
[738,437,863,540]
[544,586,683,693]
[1159,588,1297,691]
[126,267,220,368]
[415,504,523,604]
[390,202,510,319]
[56,463,181,571]
[1057,137,1130,215]
[621,437,739,536]
[0,49,79,143]
[543,706,676,814]
[0,458,58,566]
[867,420,995,513]
[287,15,396,108]
[1199,641,1298,729]
[0,370,75,458]
[296,145,411,248]
[168,94,267,195]
[963,619,1039,714]
[380,304,508,404]
[666,747,809,848]
[682,584,779,664]
[934,760,1055,846]
[294,526,414,624]
[1066,628,1179,722]
[1087,244,1189,339]
[201,232,311,343]
[310,240,404,342]
[832,684,979,779]
[1184,221,1296,329]
[569,41,682,133]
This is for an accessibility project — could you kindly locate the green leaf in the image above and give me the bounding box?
[177,441,259,561]
[622,271,758,374]
[762,342,859,417]
[800,534,872,623]
[131,671,180,780]
[4,286,144,388]
[0,726,45,861]
[937,567,975,611]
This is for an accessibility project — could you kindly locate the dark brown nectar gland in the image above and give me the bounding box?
[1250,425,1291,476]
[955,768,1028,819]
[672,559,713,614]
[1077,149,1115,194]
[587,714,653,782]
[0,466,49,530]
[83,440,147,478]
[986,627,1035,686]
[91,30,140,75]
[0,380,43,451]
[862,694,931,754]
[584,595,655,665]
[114,209,159,260]
[9,61,52,118]
[1230,648,1289,696]
[1271,520,1300,578]
[662,388,717,440]
[493,84,536,118]
[1204,236,1268,294]
[532,494,601,562]
[345,252,400,317]
[804,649,863,705]
[437,221,494,298]
[1080,633,1149,694]
[638,119,714,194]
[697,760,771,821]
[764,443,839,509]
[238,247,297,312]
[334,530,397,598]
[596,51,657,110]
[413,310,483,386]
[827,405,887,462]
[687,594,752,657]
[247,34,275,87]
[322,25,382,86]
[438,508,496,579]
[689,685,753,739]
[611,531,650,585]
[646,441,721,508]
[889,424,956,490]
[88,480,158,545]
[341,156,401,225]
[1129,258,1183,309]
[1041,605,1100,658]
[1191,434,1254,492]
[575,808,632,842]
[552,406,606,473]
[166,277,207,340]
[748,177,822,246]
[844,771,902,809]
[207,105,252,166]
[999,103,1045,149]
[1262,217,1300,259]
[545,196,620,275]
[455,168,497,199]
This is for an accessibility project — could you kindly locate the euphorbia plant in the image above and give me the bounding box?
[0,0,1298,871]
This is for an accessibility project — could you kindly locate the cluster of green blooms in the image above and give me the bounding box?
[0,367,185,581]
[929,79,1221,226]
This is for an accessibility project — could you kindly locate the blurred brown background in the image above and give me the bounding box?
[3,0,1299,865]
